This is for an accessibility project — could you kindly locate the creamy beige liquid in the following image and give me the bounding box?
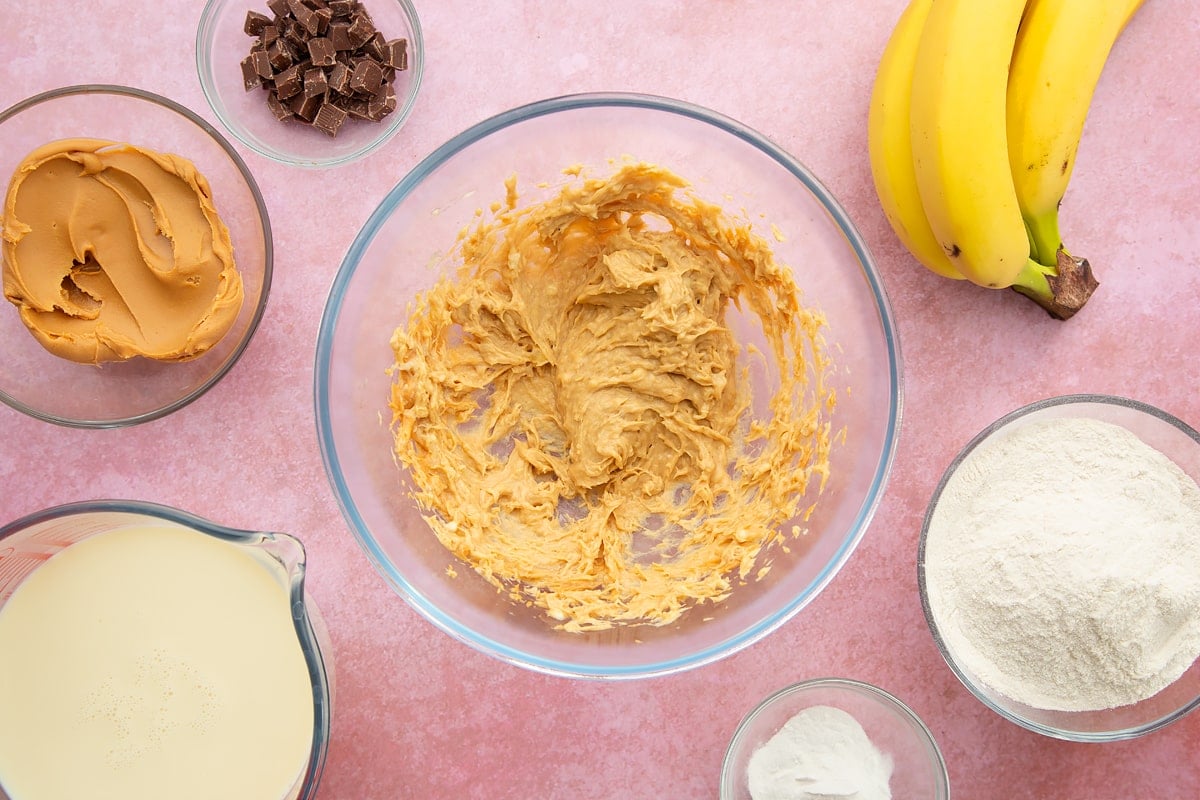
[0,525,315,800]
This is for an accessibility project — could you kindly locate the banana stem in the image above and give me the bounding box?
[1024,212,1064,267]
[1011,250,1099,320]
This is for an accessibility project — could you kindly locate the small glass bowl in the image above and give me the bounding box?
[0,85,272,428]
[919,393,1200,741]
[196,0,424,168]
[0,499,332,800]
[720,678,950,799]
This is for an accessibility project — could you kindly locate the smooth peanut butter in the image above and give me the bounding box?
[388,163,834,632]
[2,139,244,364]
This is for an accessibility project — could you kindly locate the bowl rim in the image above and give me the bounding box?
[0,498,331,798]
[719,676,950,799]
[194,0,426,169]
[313,91,904,679]
[0,83,274,429]
[917,392,1200,741]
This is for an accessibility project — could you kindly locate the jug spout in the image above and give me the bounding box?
[258,530,307,576]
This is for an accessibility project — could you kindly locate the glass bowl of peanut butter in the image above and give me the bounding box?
[315,93,902,678]
[0,85,272,427]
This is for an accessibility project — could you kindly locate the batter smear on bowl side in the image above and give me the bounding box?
[388,163,835,632]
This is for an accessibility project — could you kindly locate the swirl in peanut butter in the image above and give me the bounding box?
[389,163,834,632]
[2,139,244,364]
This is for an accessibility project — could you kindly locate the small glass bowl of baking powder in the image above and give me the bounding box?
[919,393,1200,741]
[720,678,949,800]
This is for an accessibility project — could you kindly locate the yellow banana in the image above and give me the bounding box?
[867,0,963,281]
[1007,0,1146,266]
[908,0,1036,291]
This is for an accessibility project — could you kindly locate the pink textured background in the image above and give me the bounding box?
[2,1,1199,797]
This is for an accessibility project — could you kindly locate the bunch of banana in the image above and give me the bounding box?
[868,0,1145,320]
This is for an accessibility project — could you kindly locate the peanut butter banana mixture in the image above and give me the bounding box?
[388,163,834,631]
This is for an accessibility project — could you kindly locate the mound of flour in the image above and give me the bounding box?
[924,416,1200,711]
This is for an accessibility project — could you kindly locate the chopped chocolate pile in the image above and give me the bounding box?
[241,0,409,137]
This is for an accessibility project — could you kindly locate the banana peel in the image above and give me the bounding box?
[1011,249,1099,320]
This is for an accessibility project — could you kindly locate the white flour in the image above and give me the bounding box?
[747,705,892,800]
[924,415,1200,711]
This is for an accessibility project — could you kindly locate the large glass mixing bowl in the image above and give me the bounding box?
[315,93,902,678]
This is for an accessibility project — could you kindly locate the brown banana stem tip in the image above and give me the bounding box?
[1013,248,1099,321]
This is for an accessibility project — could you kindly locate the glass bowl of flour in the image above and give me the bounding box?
[920,394,1200,741]
[720,677,949,799]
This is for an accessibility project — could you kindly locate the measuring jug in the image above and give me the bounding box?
[0,500,333,800]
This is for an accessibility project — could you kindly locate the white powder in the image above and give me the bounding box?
[746,705,892,800]
[924,416,1200,711]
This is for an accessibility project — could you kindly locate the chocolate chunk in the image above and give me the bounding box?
[240,55,263,90]
[366,83,396,120]
[248,48,274,81]
[267,0,290,17]
[313,6,332,34]
[286,0,318,34]
[328,0,353,16]
[329,21,353,50]
[289,91,323,122]
[261,24,280,45]
[382,37,407,70]
[304,67,329,97]
[327,61,352,95]
[313,102,348,137]
[349,58,383,95]
[266,92,293,120]
[299,7,321,35]
[291,37,314,64]
[307,36,336,67]
[267,38,293,70]
[345,98,371,119]
[283,18,308,47]
[346,13,375,48]
[273,64,303,99]
[362,31,386,61]
[244,10,272,36]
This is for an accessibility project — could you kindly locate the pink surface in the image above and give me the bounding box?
[2,1,1199,797]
